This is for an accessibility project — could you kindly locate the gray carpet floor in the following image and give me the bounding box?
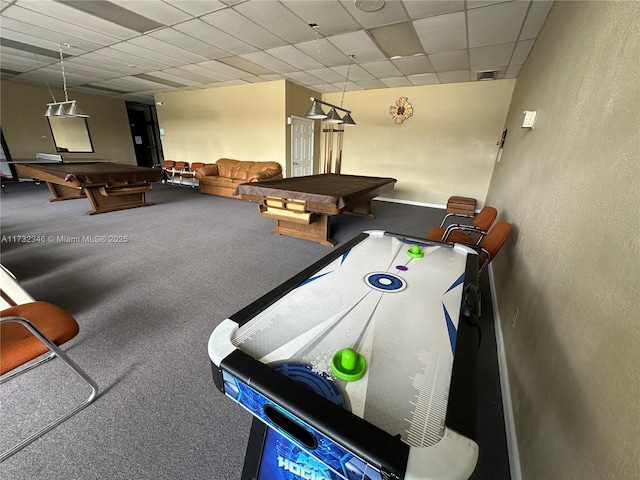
[0,181,509,480]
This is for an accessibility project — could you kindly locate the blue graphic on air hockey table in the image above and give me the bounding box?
[227,363,383,480]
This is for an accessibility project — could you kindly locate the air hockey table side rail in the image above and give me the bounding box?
[209,231,482,480]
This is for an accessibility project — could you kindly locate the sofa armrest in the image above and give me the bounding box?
[195,165,219,179]
[247,168,283,183]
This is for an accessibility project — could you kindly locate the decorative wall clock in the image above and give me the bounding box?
[389,97,413,124]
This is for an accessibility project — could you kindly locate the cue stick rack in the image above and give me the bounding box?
[322,126,345,174]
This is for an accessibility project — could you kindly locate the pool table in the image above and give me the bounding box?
[14,162,164,215]
[234,174,397,246]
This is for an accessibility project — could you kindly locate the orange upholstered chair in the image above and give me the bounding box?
[475,221,512,273]
[161,160,175,183]
[427,206,498,245]
[179,162,205,187]
[0,267,98,461]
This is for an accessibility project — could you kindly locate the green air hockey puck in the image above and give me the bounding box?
[331,348,366,382]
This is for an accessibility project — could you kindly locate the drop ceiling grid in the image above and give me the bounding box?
[0,0,553,103]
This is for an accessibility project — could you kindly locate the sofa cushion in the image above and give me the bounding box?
[216,159,248,180]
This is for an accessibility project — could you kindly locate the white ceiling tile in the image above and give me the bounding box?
[0,26,87,56]
[283,71,322,85]
[1,5,124,46]
[414,11,467,54]
[109,0,192,25]
[148,28,229,59]
[327,31,387,63]
[265,45,322,70]
[159,67,217,84]
[109,43,187,68]
[16,0,139,40]
[194,60,256,79]
[330,64,374,82]
[294,39,351,67]
[0,47,55,65]
[380,76,413,88]
[163,0,227,17]
[360,60,403,78]
[438,70,471,83]
[259,73,287,82]
[403,0,465,19]
[280,1,359,37]
[356,79,387,89]
[339,0,409,28]
[64,56,140,76]
[128,36,209,63]
[520,1,554,40]
[200,8,288,50]
[0,55,41,71]
[467,0,512,9]
[144,70,202,87]
[409,73,440,86]
[309,83,342,93]
[240,51,298,74]
[173,19,256,55]
[91,47,172,70]
[428,50,470,72]
[505,64,522,78]
[391,55,435,75]
[468,1,531,47]
[306,67,345,84]
[511,39,535,65]
[90,76,162,92]
[234,1,315,44]
[177,64,234,82]
[469,43,514,69]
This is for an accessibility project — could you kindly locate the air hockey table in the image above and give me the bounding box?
[209,230,482,480]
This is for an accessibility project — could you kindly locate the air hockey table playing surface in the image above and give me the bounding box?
[209,230,481,480]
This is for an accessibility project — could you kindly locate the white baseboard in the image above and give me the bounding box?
[374,196,446,210]
[488,265,522,480]
[374,197,481,214]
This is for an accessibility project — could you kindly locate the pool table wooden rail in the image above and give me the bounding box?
[236,174,397,247]
[14,162,162,215]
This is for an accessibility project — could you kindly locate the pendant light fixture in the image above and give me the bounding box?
[44,44,89,118]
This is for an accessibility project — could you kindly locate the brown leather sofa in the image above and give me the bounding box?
[194,158,283,198]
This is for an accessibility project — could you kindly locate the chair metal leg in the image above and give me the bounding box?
[0,316,99,462]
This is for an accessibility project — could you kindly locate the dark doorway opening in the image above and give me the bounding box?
[126,103,163,168]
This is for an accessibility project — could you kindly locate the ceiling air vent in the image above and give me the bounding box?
[477,70,498,81]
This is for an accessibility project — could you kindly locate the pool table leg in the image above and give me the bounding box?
[83,185,153,215]
[271,214,337,247]
[344,200,375,219]
[46,182,85,201]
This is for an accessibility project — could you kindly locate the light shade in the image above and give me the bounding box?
[44,105,55,117]
[304,101,327,119]
[341,113,357,126]
[53,104,67,117]
[66,101,89,118]
[324,108,342,124]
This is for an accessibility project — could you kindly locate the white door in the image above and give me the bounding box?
[291,116,314,177]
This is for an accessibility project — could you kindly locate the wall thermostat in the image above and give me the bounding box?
[522,110,538,129]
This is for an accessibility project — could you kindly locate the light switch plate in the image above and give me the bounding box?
[522,110,538,129]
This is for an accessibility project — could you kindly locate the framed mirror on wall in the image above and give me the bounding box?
[48,117,94,153]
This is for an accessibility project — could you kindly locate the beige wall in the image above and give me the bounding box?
[155,79,514,207]
[0,82,136,164]
[155,81,287,166]
[324,80,515,206]
[485,2,640,479]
